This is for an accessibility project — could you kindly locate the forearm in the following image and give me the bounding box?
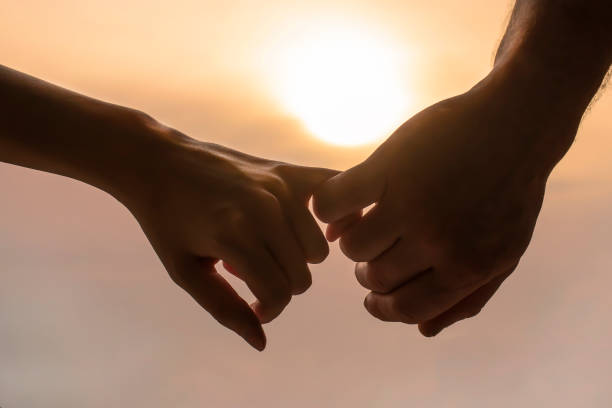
[495,0,611,101]
[497,0,612,66]
[476,0,612,173]
[0,65,171,200]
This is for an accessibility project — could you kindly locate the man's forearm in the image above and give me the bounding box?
[480,0,612,172]
[0,65,170,200]
[497,0,612,65]
[496,0,611,94]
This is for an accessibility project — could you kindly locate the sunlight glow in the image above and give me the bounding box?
[270,23,412,146]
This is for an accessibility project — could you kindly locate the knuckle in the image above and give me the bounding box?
[270,162,296,178]
[306,241,329,264]
[255,190,281,214]
[464,306,483,319]
[275,291,292,307]
[302,229,330,264]
[292,274,313,295]
[355,265,370,289]
[364,268,392,293]
[364,295,387,321]
[390,296,419,324]
[339,234,368,262]
[266,281,292,304]
[211,226,245,252]
[265,174,290,198]
[123,108,157,129]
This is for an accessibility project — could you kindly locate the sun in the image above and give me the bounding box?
[268,22,412,146]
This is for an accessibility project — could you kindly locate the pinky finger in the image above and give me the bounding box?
[418,270,513,337]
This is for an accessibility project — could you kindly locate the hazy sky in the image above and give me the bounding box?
[1,1,612,407]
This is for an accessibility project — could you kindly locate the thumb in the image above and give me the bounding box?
[284,165,340,200]
[312,159,385,224]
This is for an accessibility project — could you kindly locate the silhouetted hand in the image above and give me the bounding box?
[313,0,612,337]
[313,78,573,336]
[120,126,336,350]
[1,64,338,351]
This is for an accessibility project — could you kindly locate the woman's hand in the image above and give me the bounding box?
[115,121,337,351]
[0,65,336,351]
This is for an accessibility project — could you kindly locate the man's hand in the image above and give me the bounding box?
[314,83,549,336]
[313,0,611,337]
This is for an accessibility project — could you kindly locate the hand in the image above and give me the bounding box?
[118,122,336,350]
[313,70,579,337]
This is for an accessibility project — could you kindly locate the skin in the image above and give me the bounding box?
[2,1,611,354]
[314,0,612,337]
[0,65,337,351]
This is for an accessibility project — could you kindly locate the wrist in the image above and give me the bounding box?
[471,38,610,176]
[84,106,188,206]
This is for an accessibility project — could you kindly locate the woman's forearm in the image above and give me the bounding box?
[0,65,340,349]
[0,65,171,200]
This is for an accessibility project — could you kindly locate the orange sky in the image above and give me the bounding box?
[1,1,612,407]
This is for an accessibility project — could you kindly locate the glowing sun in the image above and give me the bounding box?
[271,23,412,146]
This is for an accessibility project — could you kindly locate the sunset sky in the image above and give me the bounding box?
[1,1,612,407]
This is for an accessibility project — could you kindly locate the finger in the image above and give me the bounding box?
[220,245,292,324]
[364,267,485,324]
[313,160,385,224]
[287,203,330,264]
[173,257,266,351]
[418,269,513,337]
[325,211,363,242]
[354,239,432,293]
[284,165,340,199]
[266,209,313,295]
[277,165,340,262]
[338,201,402,262]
